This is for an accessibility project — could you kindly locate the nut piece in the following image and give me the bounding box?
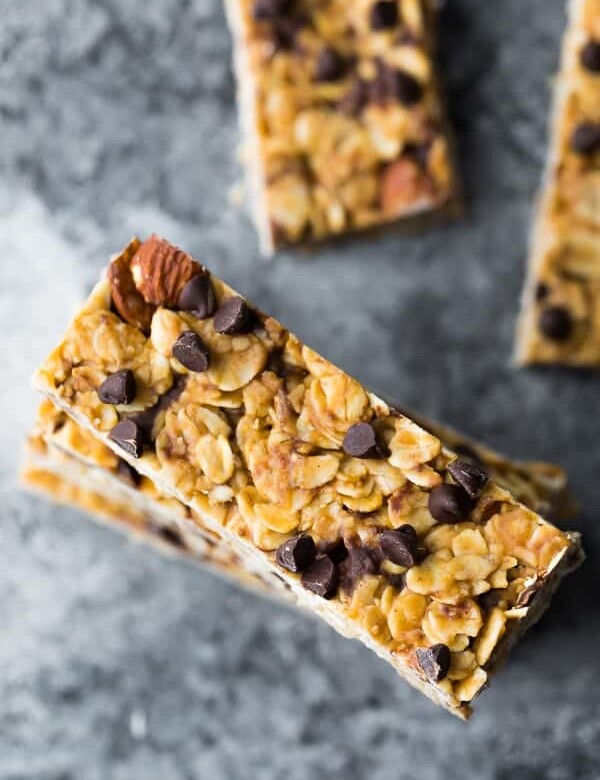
[380,156,435,217]
[131,235,203,307]
[108,249,155,332]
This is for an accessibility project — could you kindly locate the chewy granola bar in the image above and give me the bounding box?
[33,235,582,718]
[225,0,459,253]
[517,0,600,365]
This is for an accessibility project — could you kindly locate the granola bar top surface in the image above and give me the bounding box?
[517,0,600,365]
[227,0,458,251]
[34,236,582,717]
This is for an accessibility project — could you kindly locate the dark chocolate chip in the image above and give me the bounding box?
[158,526,185,548]
[315,47,346,82]
[121,374,188,447]
[570,122,600,154]
[109,419,146,458]
[98,369,136,405]
[116,457,141,487]
[370,1,399,30]
[213,296,253,334]
[416,643,451,682]
[538,305,573,342]
[178,274,215,319]
[342,422,387,459]
[320,539,348,564]
[339,544,381,592]
[172,330,210,372]
[252,0,293,20]
[276,534,316,573]
[379,525,418,567]
[338,79,369,116]
[272,14,305,50]
[451,443,484,467]
[386,572,407,591]
[447,459,488,500]
[428,484,473,524]
[301,555,338,599]
[535,282,550,301]
[391,69,423,105]
[580,40,600,72]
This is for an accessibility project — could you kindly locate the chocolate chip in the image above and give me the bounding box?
[416,643,451,682]
[253,0,293,20]
[339,544,381,592]
[338,79,369,116]
[272,14,305,50]
[538,306,573,342]
[580,40,600,72]
[391,69,423,105]
[320,539,348,564]
[386,572,407,591]
[428,484,473,524]
[158,526,185,548]
[535,282,550,301]
[315,47,346,82]
[98,369,136,405]
[379,525,418,567]
[172,331,210,372]
[570,122,600,154]
[178,274,215,319]
[342,422,387,459]
[370,1,399,30]
[276,534,316,573]
[447,459,488,500]
[109,419,146,458]
[301,555,338,599]
[116,457,141,487]
[213,296,253,334]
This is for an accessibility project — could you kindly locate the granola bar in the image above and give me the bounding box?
[33,235,583,718]
[517,0,600,365]
[225,0,459,253]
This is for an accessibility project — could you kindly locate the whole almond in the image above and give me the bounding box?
[108,242,155,333]
[131,234,204,308]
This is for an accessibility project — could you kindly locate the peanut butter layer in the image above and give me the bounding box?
[225,0,459,253]
[33,236,582,718]
[517,0,600,365]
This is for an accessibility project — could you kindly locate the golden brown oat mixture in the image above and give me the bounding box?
[225,0,459,252]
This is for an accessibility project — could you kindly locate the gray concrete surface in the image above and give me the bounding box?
[1,1,598,778]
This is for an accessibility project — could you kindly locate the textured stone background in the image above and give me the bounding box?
[1,1,598,778]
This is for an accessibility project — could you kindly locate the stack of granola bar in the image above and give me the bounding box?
[24,235,583,719]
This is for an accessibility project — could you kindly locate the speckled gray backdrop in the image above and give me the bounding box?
[1,1,598,778]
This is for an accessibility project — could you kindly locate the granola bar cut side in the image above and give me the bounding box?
[34,236,583,718]
[23,399,289,596]
[517,0,600,365]
[22,401,282,596]
[224,0,459,253]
